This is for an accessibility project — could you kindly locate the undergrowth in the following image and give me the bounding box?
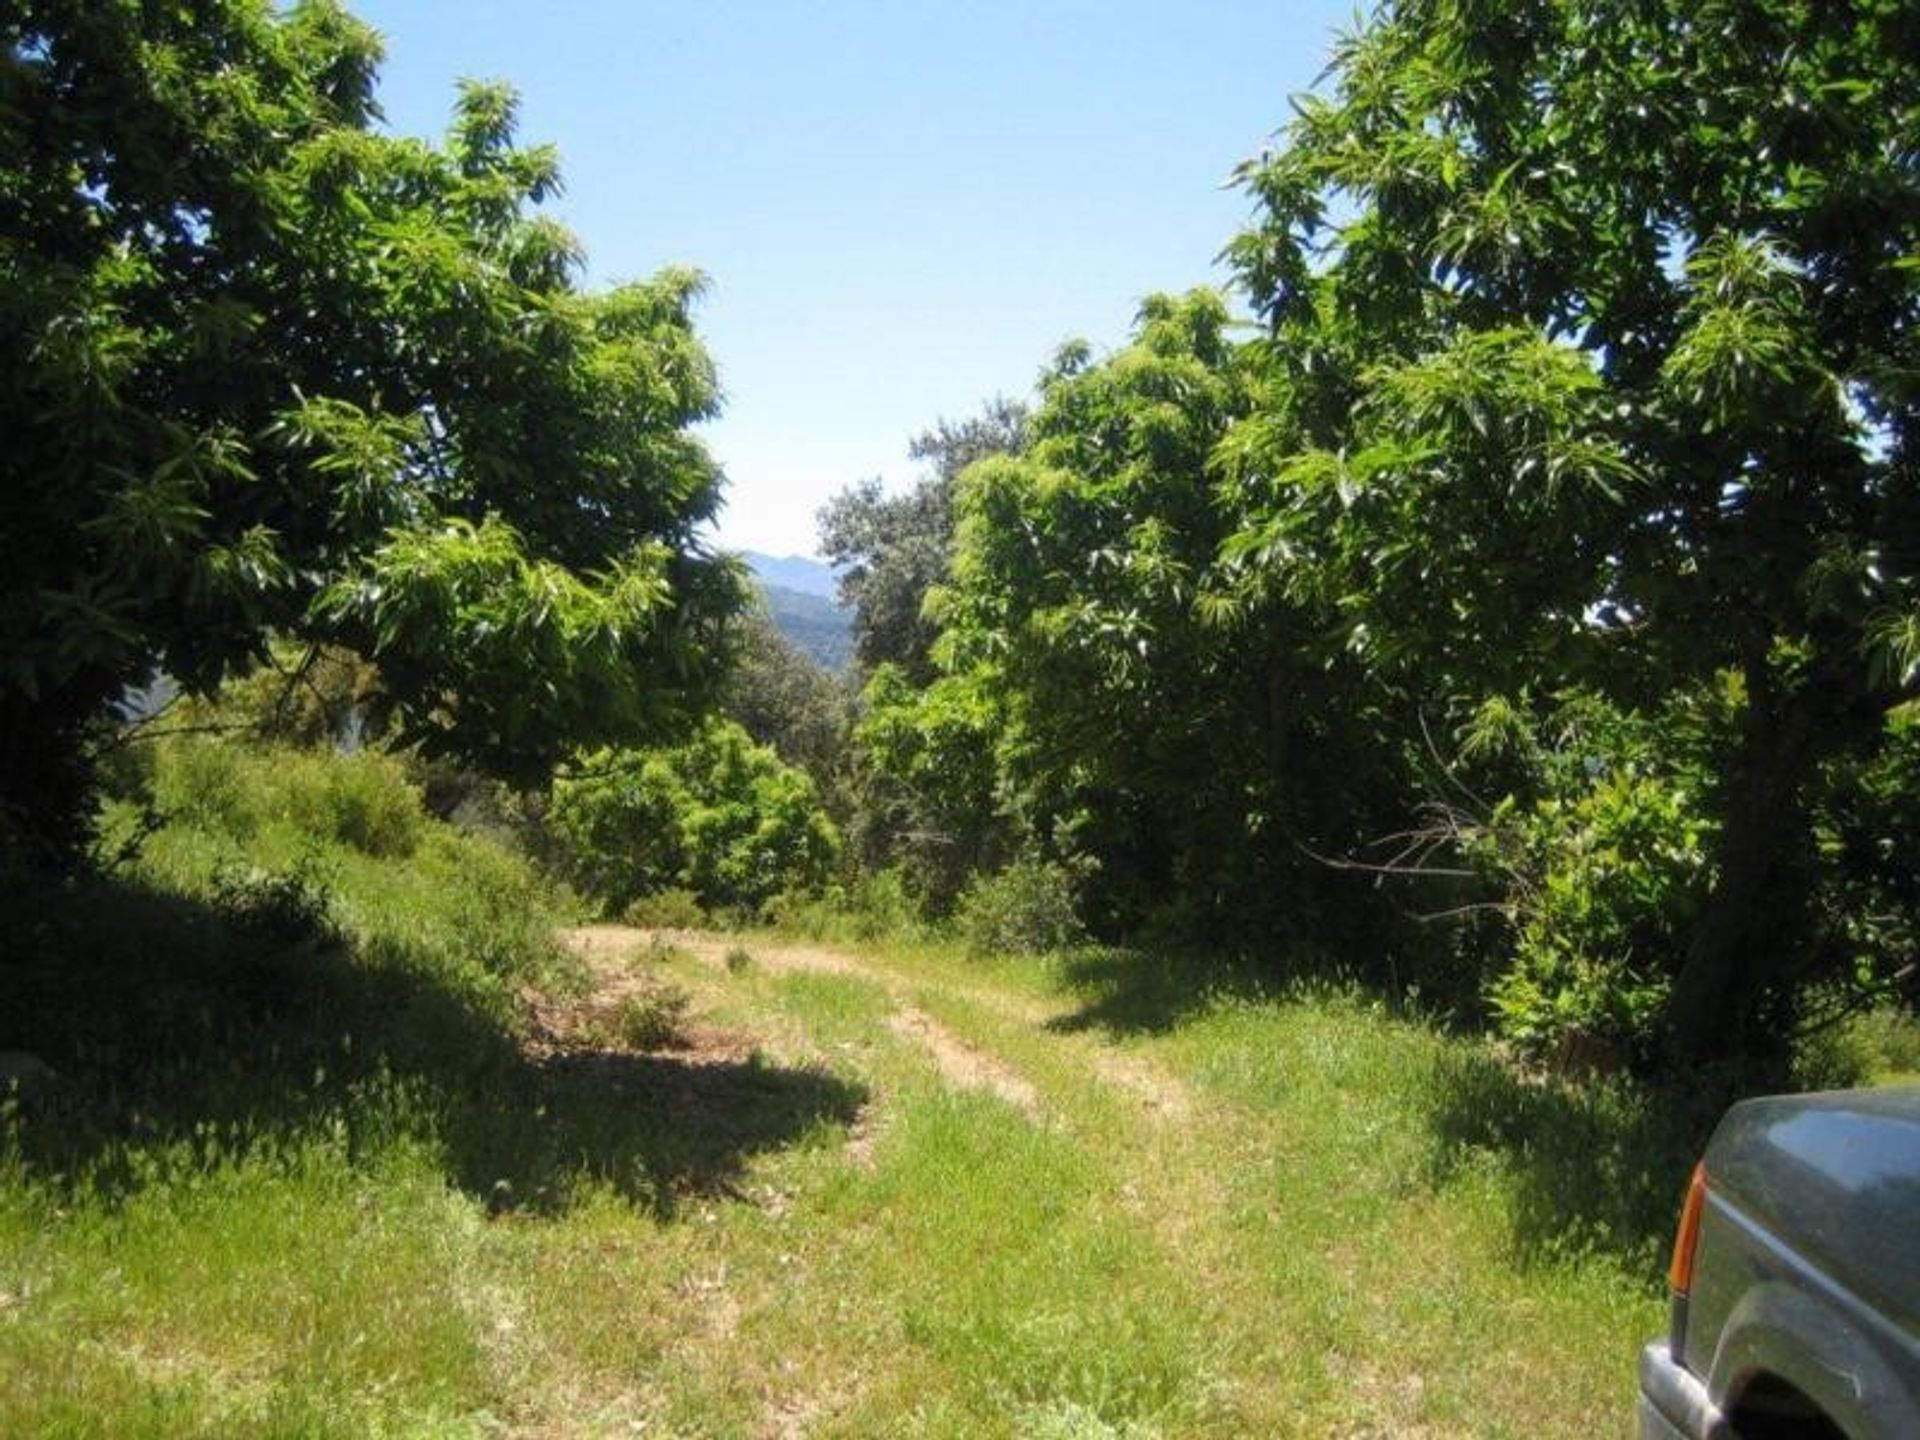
[5,732,1912,1436]
[0,734,862,1435]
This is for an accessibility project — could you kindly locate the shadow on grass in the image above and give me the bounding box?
[1041,944,1280,1038]
[1419,1047,1752,1273]
[1,875,865,1222]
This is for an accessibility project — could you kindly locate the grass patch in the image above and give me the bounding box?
[5,740,1732,1434]
[0,737,867,1435]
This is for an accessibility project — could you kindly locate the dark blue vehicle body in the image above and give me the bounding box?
[1639,1086,1920,1439]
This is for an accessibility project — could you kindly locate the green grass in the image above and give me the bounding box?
[2,735,1819,1435]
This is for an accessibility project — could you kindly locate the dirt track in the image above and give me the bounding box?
[556,926,1193,1121]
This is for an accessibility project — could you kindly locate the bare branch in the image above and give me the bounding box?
[1294,839,1479,879]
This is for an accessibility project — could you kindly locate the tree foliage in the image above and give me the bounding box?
[819,397,1027,683]
[868,293,1407,941]
[1217,0,1920,1059]
[0,1,738,865]
[851,662,1012,913]
[850,0,1918,1069]
[548,721,840,916]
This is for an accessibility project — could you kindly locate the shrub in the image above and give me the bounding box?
[1478,757,1707,1066]
[622,888,707,930]
[1459,691,1718,1068]
[956,859,1084,958]
[282,749,425,858]
[208,858,341,949]
[846,867,917,941]
[150,738,425,858]
[1793,1003,1920,1090]
[131,732,563,994]
[153,735,260,837]
[615,985,691,1050]
[411,826,562,983]
[548,720,840,914]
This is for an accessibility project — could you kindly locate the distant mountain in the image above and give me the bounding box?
[742,551,838,599]
[756,581,853,672]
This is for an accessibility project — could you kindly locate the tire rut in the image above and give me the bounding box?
[556,927,1193,1122]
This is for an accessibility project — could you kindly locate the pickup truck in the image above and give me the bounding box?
[1638,1086,1920,1439]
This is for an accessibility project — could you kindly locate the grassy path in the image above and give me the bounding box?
[538,927,1665,1438]
[2,920,1672,1437]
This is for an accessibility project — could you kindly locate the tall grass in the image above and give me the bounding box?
[12,734,1904,1435]
[0,735,861,1436]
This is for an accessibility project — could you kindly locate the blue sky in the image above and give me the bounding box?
[353,1,1357,558]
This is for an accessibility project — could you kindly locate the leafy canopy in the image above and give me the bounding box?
[0,0,738,857]
[1217,0,1920,1056]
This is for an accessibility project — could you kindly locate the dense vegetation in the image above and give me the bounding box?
[0,0,738,871]
[825,0,1920,1071]
[2,0,1911,1059]
[3,0,1919,1430]
[1,0,1912,1045]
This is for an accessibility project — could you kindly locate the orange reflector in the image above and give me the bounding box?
[1668,1160,1708,1294]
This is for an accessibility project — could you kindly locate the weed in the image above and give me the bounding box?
[616,985,692,1050]
[725,946,755,975]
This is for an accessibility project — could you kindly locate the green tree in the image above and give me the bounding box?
[0,1,738,866]
[851,662,1011,913]
[548,721,840,915]
[717,605,850,794]
[921,293,1406,939]
[819,396,1027,683]
[1221,0,1920,1060]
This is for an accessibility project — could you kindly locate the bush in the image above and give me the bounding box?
[548,720,840,915]
[150,738,425,859]
[955,859,1084,958]
[409,826,562,983]
[282,750,425,858]
[847,867,918,941]
[615,985,691,1050]
[153,735,260,837]
[208,858,341,950]
[622,888,707,930]
[1793,1003,1920,1090]
[1461,692,1717,1068]
[760,867,926,944]
[129,732,564,996]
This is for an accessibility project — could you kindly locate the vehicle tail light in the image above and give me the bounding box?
[1668,1160,1708,1294]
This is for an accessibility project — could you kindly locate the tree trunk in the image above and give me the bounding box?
[1664,680,1818,1067]
[0,682,107,876]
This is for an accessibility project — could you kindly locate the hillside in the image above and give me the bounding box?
[743,553,853,671]
[742,551,838,599]
[757,582,853,671]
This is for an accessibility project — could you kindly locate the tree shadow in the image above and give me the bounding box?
[1,875,866,1222]
[448,1046,865,1220]
[1040,943,1314,1039]
[1417,1045,1754,1273]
